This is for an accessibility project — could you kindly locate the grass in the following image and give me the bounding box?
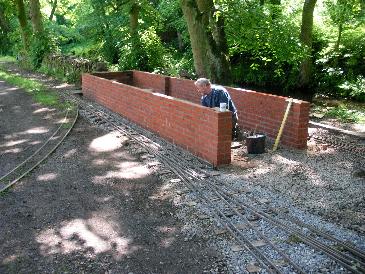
[312,100,365,123]
[0,56,16,62]
[325,105,365,123]
[0,64,71,111]
[287,234,303,244]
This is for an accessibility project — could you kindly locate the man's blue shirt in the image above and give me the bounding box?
[201,85,237,116]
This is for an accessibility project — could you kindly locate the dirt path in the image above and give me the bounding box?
[0,80,65,176]
[0,80,220,273]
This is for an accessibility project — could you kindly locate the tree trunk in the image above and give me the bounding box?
[180,0,231,84]
[298,0,317,89]
[49,0,57,21]
[29,0,44,34]
[0,5,9,33]
[14,0,30,51]
[129,1,140,36]
[334,23,342,52]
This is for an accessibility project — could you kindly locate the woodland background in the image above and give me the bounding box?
[0,0,364,102]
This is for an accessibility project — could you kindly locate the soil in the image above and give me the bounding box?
[0,79,221,273]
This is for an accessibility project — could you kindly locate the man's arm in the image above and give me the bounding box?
[215,87,237,114]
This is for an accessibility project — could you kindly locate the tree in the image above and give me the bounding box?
[180,0,231,84]
[0,3,9,33]
[325,0,363,51]
[129,0,140,36]
[49,0,58,21]
[14,0,30,52]
[29,0,44,33]
[28,0,51,68]
[0,1,11,54]
[298,0,317,90]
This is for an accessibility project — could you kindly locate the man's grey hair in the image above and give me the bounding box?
[194,78,211,86]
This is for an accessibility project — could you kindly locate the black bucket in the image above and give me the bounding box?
[246,134,266,154]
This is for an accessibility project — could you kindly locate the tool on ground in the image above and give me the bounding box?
[273,98,293,151]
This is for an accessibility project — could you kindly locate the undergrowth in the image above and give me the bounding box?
[312,102,365,123]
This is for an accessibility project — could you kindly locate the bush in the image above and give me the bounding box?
[314,26,365,102]
[29,33,51,69]
[119,27,167,72]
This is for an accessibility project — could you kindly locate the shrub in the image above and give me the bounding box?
[119,27,167,72]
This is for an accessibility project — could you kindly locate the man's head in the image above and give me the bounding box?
[194,78,212,96]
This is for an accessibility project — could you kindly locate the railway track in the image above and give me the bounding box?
[313,134,365,155]
[2,65,363,273]
[63,93,365,273]
[0,107,78,193]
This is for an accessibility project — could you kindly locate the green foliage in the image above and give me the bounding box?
[325,105,365,123]
[312,0,365,102]
[28,33,52,69]
[324,0,362,28]
[119,27,167,72]
[315,26,365,101]
[225,1,306,92]
[1,0,362,102]
[157,0,189,46]
[156,49,195,77]
[338,76,365,102]
[0,68,43,91]
[312,99,365,123]
[0,0,13,55]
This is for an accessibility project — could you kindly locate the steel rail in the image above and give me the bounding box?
[164,157,306,274]
[235,190,365,265]
[210,179,365,268]
[200,172,365,273]
[161,160,281,274]
[182,155,365,272]
[76,105,282,273]
[0,108,78,193]
[312,135,365,160]
[71,97,365,273]
[287,215,365,261]
[80,105,306,273]
[0,109,71,182]
[210,183,365,274]
[134,113,365,273]
[121,113,365,273]
[136,145,305,272]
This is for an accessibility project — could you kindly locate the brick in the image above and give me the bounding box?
[82,71,310,165]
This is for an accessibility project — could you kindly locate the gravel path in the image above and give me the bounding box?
[1,62,364,273]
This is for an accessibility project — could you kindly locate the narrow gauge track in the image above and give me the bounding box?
[0,107,78,193]
[66,93,365,274]
[312,133,365,161]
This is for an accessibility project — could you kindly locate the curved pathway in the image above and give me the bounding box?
[0,80,220,273]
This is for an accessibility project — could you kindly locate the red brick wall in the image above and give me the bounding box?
[132,71,166,94]
[169,77,200,104]
[226,88,309,149]
[138,74,309,149]
[87,71,310,150]
[82,73,232,166]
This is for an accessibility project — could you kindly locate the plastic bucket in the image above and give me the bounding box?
[246,134,266,154]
